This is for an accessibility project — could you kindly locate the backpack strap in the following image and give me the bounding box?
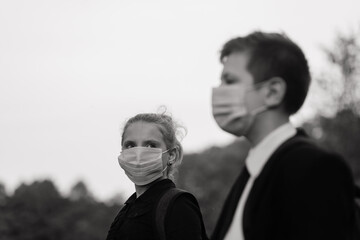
[355,185,360,198]
[353,185,360,240]
[155,188,187,240]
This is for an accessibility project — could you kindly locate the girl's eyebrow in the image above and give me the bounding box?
[122,139,161,145]
[144,139,161,145]
[122,140,135,145]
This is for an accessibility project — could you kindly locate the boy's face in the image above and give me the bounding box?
[217,52,266,137]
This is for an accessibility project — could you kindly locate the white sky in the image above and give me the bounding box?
[1,0,359,201]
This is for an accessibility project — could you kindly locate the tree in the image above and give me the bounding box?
[305,28,360,186]
[0,182,6,206]
[69,180,94,202]
[2,180,67,240]
[0,179,123,240]
[316,28,360,115]
[106,192,126,206]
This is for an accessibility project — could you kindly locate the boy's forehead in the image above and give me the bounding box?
[221,52,253,81]
[223,52,250,67]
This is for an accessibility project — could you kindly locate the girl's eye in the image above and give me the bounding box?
[124,143,135,149]
[146,143,157,148]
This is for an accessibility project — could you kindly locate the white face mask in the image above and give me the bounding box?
[118,147,171,186]
[211,84,267,136]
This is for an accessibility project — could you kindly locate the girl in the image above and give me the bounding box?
[106,112,208,240]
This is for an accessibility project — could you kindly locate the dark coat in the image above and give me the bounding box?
[106,179,207,240]
[212,131,356,240]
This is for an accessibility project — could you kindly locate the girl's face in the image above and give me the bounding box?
[122,121,171,167]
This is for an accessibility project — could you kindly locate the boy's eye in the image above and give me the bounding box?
[227,80,234,84]
[224,78,237,85]
[221,73,239,85]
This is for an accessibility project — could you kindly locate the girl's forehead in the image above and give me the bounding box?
[123,121,164,141]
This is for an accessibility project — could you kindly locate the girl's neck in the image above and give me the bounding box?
[134,177,165,198]
[135,185,150,198]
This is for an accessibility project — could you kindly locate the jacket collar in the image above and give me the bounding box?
[246,122,296,178]
[124,179,175,205]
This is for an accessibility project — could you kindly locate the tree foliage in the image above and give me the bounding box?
[0,180,121,240]
[305,28,360,185]
[317,28,360,115]
[69,181,94,202]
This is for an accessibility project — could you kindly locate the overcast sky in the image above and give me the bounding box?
[1,0,359,201]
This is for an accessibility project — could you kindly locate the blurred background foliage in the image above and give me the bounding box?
[1,29,359,239]
[0,180,121,240]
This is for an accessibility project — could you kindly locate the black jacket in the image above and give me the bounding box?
[212,131,356,240]
[106,179,207,240]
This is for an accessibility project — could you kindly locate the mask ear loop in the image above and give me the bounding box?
[248,80,271,117]
[161,165,169,173]
[161,150,171,173]
[250,105,267,116]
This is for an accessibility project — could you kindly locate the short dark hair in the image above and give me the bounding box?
[220,31,311,115]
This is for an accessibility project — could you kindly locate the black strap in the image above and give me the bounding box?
[355,185,360,198]
[155,188,187,240]
[155,188,208,240]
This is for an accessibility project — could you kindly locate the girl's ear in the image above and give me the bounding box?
[168,147,177,165]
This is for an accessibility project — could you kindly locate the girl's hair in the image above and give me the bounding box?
[121,110,186,181]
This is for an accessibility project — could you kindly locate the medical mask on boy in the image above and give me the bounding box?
[118,147,172,186]
[212,83,267,136]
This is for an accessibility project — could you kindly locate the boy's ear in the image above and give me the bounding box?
[264,77,286,107]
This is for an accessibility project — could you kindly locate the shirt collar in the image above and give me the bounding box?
[245,122,296,177]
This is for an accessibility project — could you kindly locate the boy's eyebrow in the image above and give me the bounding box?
[220,72,228,80]
[221,72,235,80]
